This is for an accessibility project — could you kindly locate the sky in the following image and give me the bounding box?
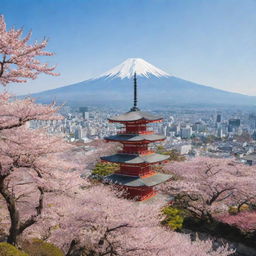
[1,0,256,96]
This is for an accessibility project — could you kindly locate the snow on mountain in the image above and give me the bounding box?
[96,58,170,79]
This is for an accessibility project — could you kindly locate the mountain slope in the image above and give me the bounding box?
[30,58,256,108]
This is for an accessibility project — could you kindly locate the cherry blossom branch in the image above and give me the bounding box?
[0,15,59,86]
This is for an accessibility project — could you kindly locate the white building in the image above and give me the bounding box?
[181,126,192,139]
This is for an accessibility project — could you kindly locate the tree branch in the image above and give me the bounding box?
[0,174,20,245]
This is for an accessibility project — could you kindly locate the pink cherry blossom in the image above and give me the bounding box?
[162,157,256,223]
[0,15,58,85]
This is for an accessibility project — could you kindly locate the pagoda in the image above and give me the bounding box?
[101,73,171,201]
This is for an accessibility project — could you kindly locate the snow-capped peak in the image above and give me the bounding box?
[95,58,170,79]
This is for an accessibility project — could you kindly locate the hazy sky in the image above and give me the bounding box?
[1,0,256,95]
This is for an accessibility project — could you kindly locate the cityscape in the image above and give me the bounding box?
[31,106,256,166]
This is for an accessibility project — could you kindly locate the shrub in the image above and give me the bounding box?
[91,162,119,180]
[162,206,184,230]
[22,239,64,256]
[156,147,185,162]
[228,206,238,215]
[238,204,249,212]
[0,242,28,256]
[229,204,250,215]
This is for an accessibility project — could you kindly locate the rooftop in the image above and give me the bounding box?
[105,134,165,142]
[109,110,163,123]
[242,154,256,161]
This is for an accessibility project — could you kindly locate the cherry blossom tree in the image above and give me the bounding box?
[18,174,232,256]
[0,15,58,85]
[0,15,67,245]
[217,211,256,232]
[63,139,118,175]
[162,157,256,223]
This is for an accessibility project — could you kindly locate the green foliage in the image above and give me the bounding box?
[156,145,165,152]
[229,204,250,215]
[162,206,184,230]
[228,206,238,215]
[0,242,28,256]
[91,162,119,180]
[22,239,64,256]
[156,147,185,162]
[239,204,250,212]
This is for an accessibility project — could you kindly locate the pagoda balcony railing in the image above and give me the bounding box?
[116,170,156,177]
[139,190,156,201]
[118,150,154,155]
[117,130,154,135]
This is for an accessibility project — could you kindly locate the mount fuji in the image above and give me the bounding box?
[30,58,256,108]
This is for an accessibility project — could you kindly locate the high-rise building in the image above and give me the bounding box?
[249,113,256,129]
[252,130,256,141]
[228,119,240,133]
[216,113,221,123]
[79,107,88,113]
[229,119,240,127]
[101,73,171,201]
[74,125,82,139]
[79,107,89,119]
[217,127,223,138]
[181,126,192,139]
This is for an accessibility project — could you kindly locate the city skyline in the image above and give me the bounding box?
[1,0,256,96]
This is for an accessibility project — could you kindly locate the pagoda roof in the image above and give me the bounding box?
[101,153,169,164]
[105,134,165,143]
[109,110,162,123]
[104,173,172,187]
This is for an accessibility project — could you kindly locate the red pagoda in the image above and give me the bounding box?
[101,73,171,201]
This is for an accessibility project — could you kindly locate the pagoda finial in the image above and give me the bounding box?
[130,72,140,111]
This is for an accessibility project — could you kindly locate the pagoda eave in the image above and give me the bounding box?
[101,153,170,164]
[104,134,166,143]
[109,119,162,124]
[104,173,172,187]
[108,111,163,123]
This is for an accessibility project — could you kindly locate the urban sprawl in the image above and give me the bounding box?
[30,106,256,166]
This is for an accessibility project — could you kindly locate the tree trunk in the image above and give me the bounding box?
[0,176,20,245]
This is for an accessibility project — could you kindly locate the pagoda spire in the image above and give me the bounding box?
[130,72,140,112]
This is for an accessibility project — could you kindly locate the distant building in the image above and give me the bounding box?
[79,107,88,112]
[170,124,180,136]
[83,112,89,119]
[173,144,192,155]
[181,126,192,139]
[252,130,256,140]
[74,126,82,140]
[241,154,256,166]
[249,114,256,129]
[217,127,223,138]
[193,122,205,133]
[229,119,240,127]
[228,119,240,132]
[79,107,89,119]
[216,113,221,123]
[218,146,232,153]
